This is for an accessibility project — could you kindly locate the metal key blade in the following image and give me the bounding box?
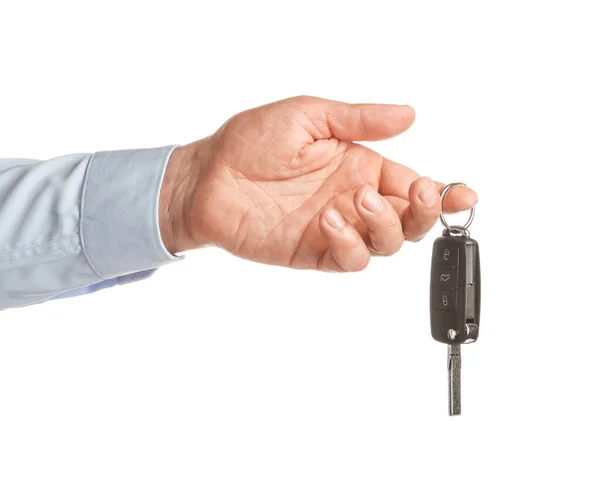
[447,344,461,416]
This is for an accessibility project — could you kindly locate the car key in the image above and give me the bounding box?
[430,183,480,416]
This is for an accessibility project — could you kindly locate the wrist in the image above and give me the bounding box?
[159,140,211,254]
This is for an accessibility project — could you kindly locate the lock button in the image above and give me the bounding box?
[433,289,457,310]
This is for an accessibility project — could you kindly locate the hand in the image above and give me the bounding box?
[159,96,477,272]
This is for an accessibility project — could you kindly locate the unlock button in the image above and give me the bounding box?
[436,247,458,266]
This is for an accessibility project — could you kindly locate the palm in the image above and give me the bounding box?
[187,96,476,272]
[200,99,411,269]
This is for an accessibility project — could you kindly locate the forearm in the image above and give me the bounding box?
[0,145,181,310]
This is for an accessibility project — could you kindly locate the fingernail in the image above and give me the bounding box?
[362,188,384,213]
[419,180,438,206]
[325,209,346,230]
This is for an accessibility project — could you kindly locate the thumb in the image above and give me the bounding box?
[292,96,416,142]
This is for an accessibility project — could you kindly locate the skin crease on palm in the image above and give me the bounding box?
[158,96,478,272]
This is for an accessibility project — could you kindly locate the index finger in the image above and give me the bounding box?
[435,182,478,213]
[378,158,478,213]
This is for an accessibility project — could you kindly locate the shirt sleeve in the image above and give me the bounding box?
[0,145,183,310]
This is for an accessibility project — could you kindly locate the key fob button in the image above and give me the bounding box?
[435,247,458,266]
[433,289,457,310]
[432,266,459,289]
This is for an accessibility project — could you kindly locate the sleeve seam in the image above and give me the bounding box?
[0,233,79,255]
[0,235,81,264]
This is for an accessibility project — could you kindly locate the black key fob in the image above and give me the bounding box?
[430,231,480,345]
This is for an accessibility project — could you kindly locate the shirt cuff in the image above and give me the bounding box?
[80,145,183,279]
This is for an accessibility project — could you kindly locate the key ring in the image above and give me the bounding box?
[440,182,475,236]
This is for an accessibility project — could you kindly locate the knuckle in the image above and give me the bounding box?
[347,254,370,272]
[378,213,400,231]
[407,232,426,243]
[374,238,403,256]
[378,245,399,257]
[289,95,316,107]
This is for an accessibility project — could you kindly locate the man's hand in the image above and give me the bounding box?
[159,96,477,272]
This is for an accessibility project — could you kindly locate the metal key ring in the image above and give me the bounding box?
[440,182,475,233]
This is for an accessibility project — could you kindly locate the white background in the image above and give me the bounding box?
[1,1,599,490]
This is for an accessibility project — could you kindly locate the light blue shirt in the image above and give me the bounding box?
[0,145,182,310]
